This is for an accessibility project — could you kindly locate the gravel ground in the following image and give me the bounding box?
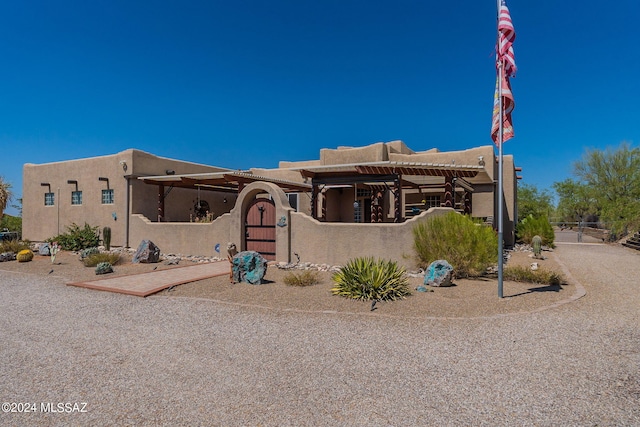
[1,231,639,426]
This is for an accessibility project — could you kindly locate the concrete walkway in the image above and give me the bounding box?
[1,232,638,426]
[68,260,230,297]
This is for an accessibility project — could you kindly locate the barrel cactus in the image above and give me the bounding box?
[103,226,112,251]
[17,249,34,263]
[95,262,113,275]
[532,235,542,259]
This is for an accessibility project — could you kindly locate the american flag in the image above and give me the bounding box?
[498,0,516,77]
[491,75,515,144]
[491,0,516,145]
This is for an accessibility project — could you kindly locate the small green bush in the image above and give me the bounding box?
[503,265,563,286]
[83,252,121,267]
[0,239,30,253]
[413,212,498,278]
[331,257,411,301]
[48,223,99,251]
[283,270,320,287]
[516,215,555,247]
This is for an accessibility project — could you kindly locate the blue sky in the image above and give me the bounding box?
[1,0,639,216]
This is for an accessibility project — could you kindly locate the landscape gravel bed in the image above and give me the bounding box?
[1,235,638,425]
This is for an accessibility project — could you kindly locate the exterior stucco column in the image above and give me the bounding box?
[158,184,165,222]
[444,177,454,208]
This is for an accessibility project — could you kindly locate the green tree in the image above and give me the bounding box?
[0,177,13,221]
[517,183,554,222]
[558,142,640,236]
[553,178,598,224]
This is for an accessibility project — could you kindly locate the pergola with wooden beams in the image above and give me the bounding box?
[139,171,312,221]
[293,161,491,223]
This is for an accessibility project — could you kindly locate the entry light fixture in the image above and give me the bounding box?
[119,160,128,172]
[165,169,175,175]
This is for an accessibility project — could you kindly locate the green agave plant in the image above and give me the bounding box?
[331,257,411,301]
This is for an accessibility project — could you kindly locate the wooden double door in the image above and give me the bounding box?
[245,198,276,261]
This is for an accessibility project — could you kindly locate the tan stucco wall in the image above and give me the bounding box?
[290,207,454,268]
[129,213,232,257]
[23,153,131,244]
[320,142,388,165]
[22,141,519,256]
[23,149,229,246]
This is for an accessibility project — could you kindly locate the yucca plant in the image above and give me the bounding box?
[331,257,411,301]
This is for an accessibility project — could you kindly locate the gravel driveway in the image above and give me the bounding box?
[1,232,639,426]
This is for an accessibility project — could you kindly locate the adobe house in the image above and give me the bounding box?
[22,141,519,267]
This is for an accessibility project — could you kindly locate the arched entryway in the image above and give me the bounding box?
[245,197,276,261]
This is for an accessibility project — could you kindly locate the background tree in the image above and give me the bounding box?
[517,183,554,222]
[553,179,598,224]
[556,142,640,236]
[0,177,13,221]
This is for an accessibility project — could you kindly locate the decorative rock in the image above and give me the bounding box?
[95,262,113,275]
[424,260,454,287]
[132,240,161,264]
[38,243,51,256]
[232,251,268,285]
[0,252,16,262]
[79,247,99,260]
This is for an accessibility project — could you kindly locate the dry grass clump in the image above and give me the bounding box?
[83,252,121,267]
[0,239,30,253]
[503,265,564,286]
[283,270,320,287]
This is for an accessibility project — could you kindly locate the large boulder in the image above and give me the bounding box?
[232,251,268,285]
[424,260,454,287]
[132,240,161,264]
[38,243,51,256]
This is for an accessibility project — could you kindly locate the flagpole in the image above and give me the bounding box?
[496,0,504,299]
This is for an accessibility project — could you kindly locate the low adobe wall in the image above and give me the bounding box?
[289,207,454,269]
[128,204,454,268]
[129,214,232,257]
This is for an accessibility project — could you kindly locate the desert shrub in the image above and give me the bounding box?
[516,215,555,246]
[503,265,563,286]
[49,223,99,251]
[331,257,411,301]
[283,270,320,287]
[413,212,498,278]
[83,252,121,267]
[0,239,30,253]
